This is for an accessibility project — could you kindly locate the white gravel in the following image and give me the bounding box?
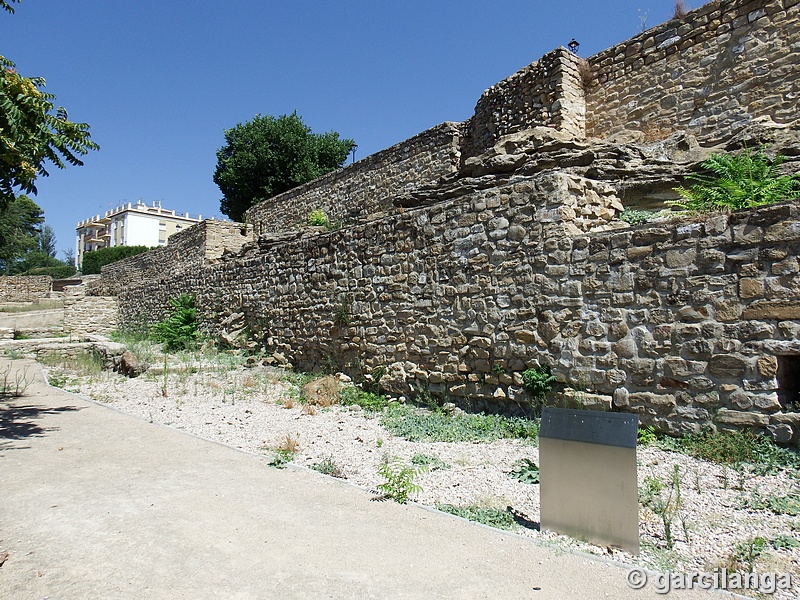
[45,359,800,600]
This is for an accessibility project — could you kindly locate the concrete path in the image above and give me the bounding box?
[0,358,718,599]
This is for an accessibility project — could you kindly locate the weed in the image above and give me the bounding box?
[738,491,800,516]
[436,504,517,530]
[0,363,32,397]
[771,534,800,551]
[301,403,317,416]
[410,453,450,471]
[673,0,688,19]
[47,371,68,388]
[728,536,769,574]
[521,365,556,407]
[310,456,345,478]
[620,209,658,226]
[639,465,687,549]
[377,457,425,503]
[509,458,540,484]
[333,296,351,326]
[671,147,800,212]
[376,438,384,448]
[339,386,388,412]
[151,294,199,352]
[381,403,538,443]
[307,209,330,227]
[268,434,300,468]
[637,425,657,445]
[663,427,800,475]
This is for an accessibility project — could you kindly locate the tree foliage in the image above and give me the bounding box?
[0,193,42,272]
[1,54,100,205]
[672,147,800,212]
[0,1,20,14]
[214,112,353,222]
[81,245,151,275]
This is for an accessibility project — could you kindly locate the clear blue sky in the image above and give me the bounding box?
[3,0,685,259]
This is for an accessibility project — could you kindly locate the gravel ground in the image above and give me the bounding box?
[43,358,800,600]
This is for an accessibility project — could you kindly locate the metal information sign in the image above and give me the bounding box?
[539,407,640,554]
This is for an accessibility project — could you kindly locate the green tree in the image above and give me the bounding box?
[214,112,353,222]
[1,54,100,205]
[0,194,42,272]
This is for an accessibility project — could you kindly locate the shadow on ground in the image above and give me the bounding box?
[0,401,82,449]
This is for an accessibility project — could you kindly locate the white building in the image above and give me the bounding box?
[75,201,203,267]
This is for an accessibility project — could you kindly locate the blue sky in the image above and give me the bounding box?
[3,0,685,259]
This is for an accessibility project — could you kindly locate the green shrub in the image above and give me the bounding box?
[151,294,199,352]
[23,264,77,278]
[377,458,425,503]
[671,147,800,212]
[307,209,330,227]
[81,245,151,275]
[522,365,556,402]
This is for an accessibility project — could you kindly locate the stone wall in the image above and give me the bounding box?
[90,220,253,297]
[460,48,586,161]
[0,276,52,303]
[64,284,118,336]
[116,173,800,443]
[585,0,800,144]
[244,123,463,235]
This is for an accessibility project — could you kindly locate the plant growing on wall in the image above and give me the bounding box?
[522,365,556,403]
[307,209,329,227]
[671,147,800,212]
[151,294,199,352]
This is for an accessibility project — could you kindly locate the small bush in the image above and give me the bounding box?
[307,209,330,227]
[671,147,800,212]
[522,365,556,403]
[151,294,199,352]
[377,458,425,503]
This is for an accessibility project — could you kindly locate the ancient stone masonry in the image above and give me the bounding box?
[64,284,118,337]
[0,276,52,303]
[243,123,463,235]
[585,0,800,144]
[89,220,253,297]
[101,0,800,442]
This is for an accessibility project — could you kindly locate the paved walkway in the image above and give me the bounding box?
[0,358,718,599]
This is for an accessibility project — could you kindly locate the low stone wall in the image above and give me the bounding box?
[64,284,118,336]
[585,0,800,144]
[0,276,52,303]
[243,123,463,235]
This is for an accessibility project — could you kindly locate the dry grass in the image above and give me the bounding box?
[276,433,300,454]
[576,59,594,92]
[301,403,317,416]
[673,0,688,19]
[282,397,296,409]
